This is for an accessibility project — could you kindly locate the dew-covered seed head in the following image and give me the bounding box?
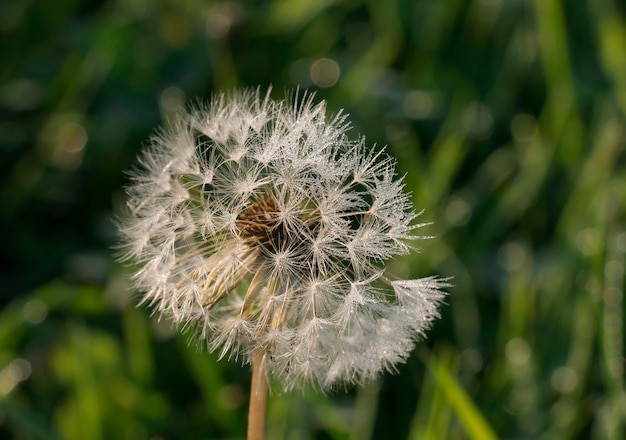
[117,88,448,391]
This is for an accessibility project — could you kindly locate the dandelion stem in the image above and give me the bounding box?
[247,350,268,440]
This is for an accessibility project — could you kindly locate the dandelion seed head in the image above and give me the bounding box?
[118,88,448,391]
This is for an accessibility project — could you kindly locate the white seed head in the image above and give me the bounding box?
[118,88,448,391]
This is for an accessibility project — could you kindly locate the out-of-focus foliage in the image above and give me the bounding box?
[1,0,625,438]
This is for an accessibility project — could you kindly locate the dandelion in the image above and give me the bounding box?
[117,88,447,439]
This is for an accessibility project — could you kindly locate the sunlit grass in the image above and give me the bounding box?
[1,0,625,439]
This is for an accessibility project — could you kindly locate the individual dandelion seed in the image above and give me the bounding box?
[117,88,448,439]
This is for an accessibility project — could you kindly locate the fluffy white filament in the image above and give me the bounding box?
[118,89,447,391]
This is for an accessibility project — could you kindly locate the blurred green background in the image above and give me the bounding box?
[1,0,625,438]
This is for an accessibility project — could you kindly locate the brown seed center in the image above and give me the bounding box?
[236,196,282,247]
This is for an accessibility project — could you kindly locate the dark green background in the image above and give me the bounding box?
[1,0,625,438]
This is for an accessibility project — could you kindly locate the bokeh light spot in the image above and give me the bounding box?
[576,228,600,256]
[0,359,31,396]
[58,122,87,153]
[445,196,472,226]
[23,299,47,324]
[550,366,578,393]
[506,338,531,365]
[460,348,484,373]
[497,241,527,271]
[404,90,433,120]
[160,86,186,113]
[8,359,31,382]
[310,58,340,88]
[53,122,87,170]
[206,3,242,39]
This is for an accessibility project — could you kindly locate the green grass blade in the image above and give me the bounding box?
[427,352,498,440]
